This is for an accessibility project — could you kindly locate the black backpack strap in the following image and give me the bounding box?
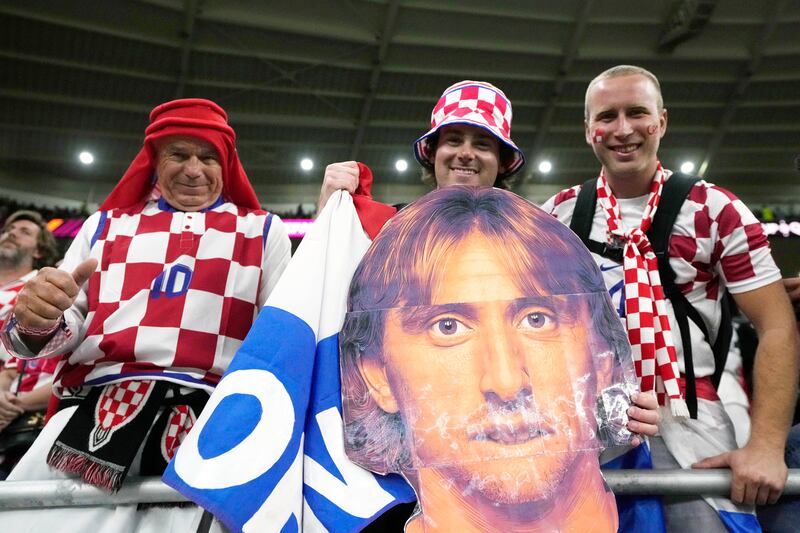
[649,174,701,417]
[711,294,733,389]
[569,179,598,243]
[569,179,625,261]
[647,173,699,255]
[665,294,698,417]
[648,173,732,417]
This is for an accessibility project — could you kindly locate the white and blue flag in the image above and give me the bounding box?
[163,190,415,532]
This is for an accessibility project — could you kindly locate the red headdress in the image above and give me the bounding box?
[99,99,260,211]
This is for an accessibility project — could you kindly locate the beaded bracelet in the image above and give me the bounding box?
[16,318,63,337]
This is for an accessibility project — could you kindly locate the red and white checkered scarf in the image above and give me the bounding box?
[596,164,689,418]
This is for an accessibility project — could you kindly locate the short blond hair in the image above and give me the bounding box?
[584,65,663,121]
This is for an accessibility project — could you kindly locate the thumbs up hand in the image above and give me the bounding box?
[14,258,98,335]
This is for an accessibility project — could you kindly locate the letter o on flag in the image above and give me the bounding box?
[173,369,295,489]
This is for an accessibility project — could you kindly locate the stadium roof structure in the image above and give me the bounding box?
[0,0,798,209]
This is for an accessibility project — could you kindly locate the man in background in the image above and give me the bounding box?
[0,210,59,331]
[0,210,59,427]
[0,210,59,477]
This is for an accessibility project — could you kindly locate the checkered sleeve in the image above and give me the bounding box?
[541,185,581,225]
[0,212,103,360]
[704,183,781,293]
[257,214,291,307]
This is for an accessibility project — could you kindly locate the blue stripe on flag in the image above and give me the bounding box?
[718,510,762,533]
[303,334,415,532]
[164,306,316,529]
[304,334,351,488]
[280,516,298,533]
[603,444,666,533]
[164,305,415,532]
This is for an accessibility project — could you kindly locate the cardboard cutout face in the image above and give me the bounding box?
[341,186,637,532]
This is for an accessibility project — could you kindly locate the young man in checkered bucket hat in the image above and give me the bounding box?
[412,80,525,189]
[317,80,527,211]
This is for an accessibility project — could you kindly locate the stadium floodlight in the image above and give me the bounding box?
[300,158,314,171]
[538,160,552,174]
[79,151,94,165]
[680,161,695,174]
[395,159,408,172]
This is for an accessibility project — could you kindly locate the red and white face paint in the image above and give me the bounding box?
[592,128,605,144]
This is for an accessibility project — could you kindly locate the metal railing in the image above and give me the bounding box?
[1,470,800,509]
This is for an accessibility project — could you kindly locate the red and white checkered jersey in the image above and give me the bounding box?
[1,199,290,395]
[542,171,781,378]
[0,271,36,364]
[4,354,58,393]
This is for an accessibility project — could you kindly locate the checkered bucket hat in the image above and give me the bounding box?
[413,80,526,178]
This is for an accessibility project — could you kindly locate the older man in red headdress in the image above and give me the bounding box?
[0,99,290,502]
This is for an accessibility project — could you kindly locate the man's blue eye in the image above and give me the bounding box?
[527,313,546,328]
[438,319,458,335]
[519,311,557,332]
[424,316,470,342]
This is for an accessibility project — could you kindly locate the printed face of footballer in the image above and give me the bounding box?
[371,234,597,504]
